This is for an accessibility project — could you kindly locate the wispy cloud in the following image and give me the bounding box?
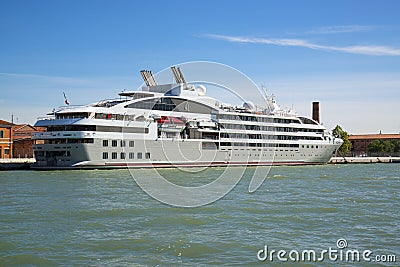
[203,34,400,56]
[307,25,376,34]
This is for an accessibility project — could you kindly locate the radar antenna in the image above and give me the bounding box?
[260,83,268,101]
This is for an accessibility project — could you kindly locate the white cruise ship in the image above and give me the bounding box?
[32,67,342,169]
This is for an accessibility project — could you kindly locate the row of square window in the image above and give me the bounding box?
[103,140,134,147]
[102,152,150,160]
[302,145,319,149]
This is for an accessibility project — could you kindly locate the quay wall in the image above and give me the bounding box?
[329,157,400,164]
[0,158,35,170]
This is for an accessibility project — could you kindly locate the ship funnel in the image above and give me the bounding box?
[312,101,320,123]
[140,70,157,86]
[171,66,186,84]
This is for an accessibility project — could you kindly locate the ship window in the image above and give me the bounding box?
[55,112,89,119]
[4,148,9,155]
[299,117,319,125]
[137,152,142,159]
[0,130,3,138]
[120,152,125,159]
[112,152,117,159]
[45,139,67,144]
[112,140,117,147]
[102,152,108,159]
[126,97,216,114]
[96,125,148,133]
[35,151,44,157]
[126,98,159,110]
[307,145,309,148]
[67,138,94,144]
[129,152,134,159]
[120,140,126,147]
[145,152,150,159]
[129,141,135,147]
[103,140,108,147]
[95,113,107,119]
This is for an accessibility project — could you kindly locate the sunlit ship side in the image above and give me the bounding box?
[32,67,342,169]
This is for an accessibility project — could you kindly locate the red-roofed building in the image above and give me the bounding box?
[0,120,14,159]
[349,133,400,156]
[12,124,46,158]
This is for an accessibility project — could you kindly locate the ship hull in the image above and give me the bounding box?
[32,138,339,170]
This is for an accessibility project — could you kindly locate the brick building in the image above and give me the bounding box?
[349,133,400,156]
[0,120,13,159]
[12,124,46,158]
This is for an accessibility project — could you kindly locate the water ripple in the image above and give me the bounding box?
[0,165,399,266]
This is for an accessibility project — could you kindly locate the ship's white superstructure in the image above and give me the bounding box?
[32,67,342,169]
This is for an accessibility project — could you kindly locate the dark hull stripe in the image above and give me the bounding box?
[32,160,325,170]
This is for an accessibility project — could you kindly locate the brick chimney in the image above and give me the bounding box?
[312,102,320,123]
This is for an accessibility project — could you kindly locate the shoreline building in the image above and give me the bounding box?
[0,120,13,159]
[349,133,400,156]
[12,124,46,158]
[0,119,47,159]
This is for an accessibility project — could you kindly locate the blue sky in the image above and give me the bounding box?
[1,0,399,134]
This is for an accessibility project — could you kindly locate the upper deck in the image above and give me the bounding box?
[35,66,325,135]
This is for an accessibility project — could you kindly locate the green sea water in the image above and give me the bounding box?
[0,164,398,266]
